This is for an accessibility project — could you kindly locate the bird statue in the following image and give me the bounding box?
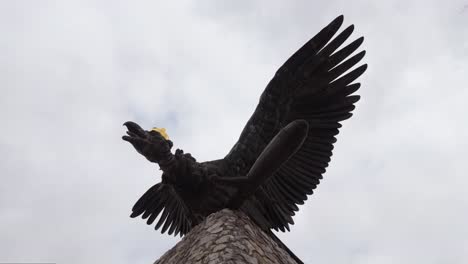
[122,15,367,264]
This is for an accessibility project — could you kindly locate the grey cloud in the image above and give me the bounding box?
[1,1,467,264]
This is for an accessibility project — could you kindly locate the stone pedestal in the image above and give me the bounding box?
[154,209,297,264]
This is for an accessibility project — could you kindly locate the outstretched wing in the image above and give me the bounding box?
[224,15,367,231]
[130,183,193,236]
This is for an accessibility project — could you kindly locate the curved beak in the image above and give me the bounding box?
[123,121,146,138]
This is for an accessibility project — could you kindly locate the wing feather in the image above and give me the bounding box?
[224,15,366,231]
[130,183,193,236]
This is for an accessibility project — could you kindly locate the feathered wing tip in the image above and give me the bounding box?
[281,14,344,71]
[130,183,193,237]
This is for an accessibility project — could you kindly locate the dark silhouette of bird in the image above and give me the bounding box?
[122,15,367,264]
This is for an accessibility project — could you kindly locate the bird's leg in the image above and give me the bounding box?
[211,175,248,183]
[227,120,309,209]
[210,175,250,189]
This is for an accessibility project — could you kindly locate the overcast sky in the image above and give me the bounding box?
[1,1,467,264]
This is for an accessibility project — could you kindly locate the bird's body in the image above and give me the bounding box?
[162,157,234,224]
[123,15,367,264]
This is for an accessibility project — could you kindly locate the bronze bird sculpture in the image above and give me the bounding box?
[122,15,367,263]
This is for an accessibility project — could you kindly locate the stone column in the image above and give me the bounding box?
[154,209,298,264]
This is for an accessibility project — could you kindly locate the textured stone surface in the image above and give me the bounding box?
[154,209,297,264]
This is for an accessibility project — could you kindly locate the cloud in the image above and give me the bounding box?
[1,1,467,263]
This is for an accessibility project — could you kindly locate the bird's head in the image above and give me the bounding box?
[122,121,173,163]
